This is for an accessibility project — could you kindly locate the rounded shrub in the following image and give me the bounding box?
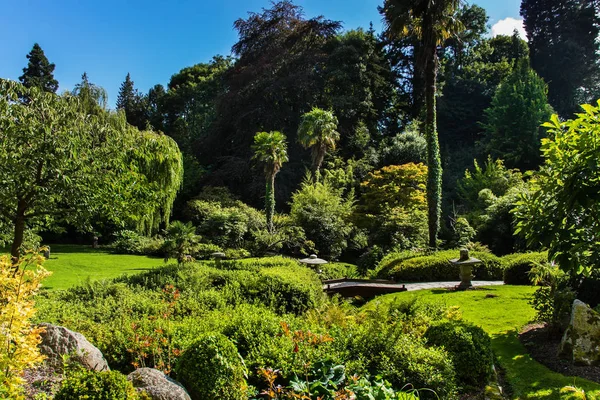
[54,370,141,400]
[424,320,492,390]
[175,333,247,400]
[502,252,548,285]
[386,335,458,399]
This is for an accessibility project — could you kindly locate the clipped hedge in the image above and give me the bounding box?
[424,320,492,390]
[502,251,548,285]
[375,250,503,282]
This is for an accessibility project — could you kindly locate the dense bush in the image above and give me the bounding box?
[175,333,247,400]
[332,298,458,399]
[424,320,492,390]
[111,230,165,256]
[318,262,359,280]
[290,179,356,258]
[344,328,457,399]
[475,186,528,255]
[379,126,427,167]
[374,250,504,282]
[503,251,548,285]
[185,199,263,249]
[54,370,141,400]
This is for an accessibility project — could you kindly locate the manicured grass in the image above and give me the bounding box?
[365,286,600,399]
[40,244,164,291]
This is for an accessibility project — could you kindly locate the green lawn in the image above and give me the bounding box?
[365,286,600,399]
[39,244,164,291]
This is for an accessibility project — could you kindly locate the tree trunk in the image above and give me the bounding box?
[265,173,276,233]
[424,48,442,248]
[311,147,325,182]
[10,200,27,261]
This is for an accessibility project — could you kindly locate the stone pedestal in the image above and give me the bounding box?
[458,264,474,290]
[450,248,481,291]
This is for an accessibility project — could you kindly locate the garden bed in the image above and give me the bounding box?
[519,323,600,384]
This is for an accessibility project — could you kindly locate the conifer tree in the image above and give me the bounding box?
[116,73,148,130]
[116,73,135,111]
[18,43,59,93]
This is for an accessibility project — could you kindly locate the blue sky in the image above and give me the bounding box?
[0,0,522,107]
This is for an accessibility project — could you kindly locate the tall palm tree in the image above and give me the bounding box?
[297,107,340,180]
[252,131,289,233]
[380,0,463,247]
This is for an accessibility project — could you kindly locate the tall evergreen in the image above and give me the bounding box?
[19,43,59,93]
[521,0,600,118]
[116,73,135,112]
[116,73,147,130]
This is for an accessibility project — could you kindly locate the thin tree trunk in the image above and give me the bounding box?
[424,49,442,248]
[311,148,325,182]
[10,200,27,261]
[265,173,276,233]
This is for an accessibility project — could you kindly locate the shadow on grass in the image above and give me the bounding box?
[429,286,498,295]
[492,332,600,399]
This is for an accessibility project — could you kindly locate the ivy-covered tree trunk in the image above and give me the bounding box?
[424,46,442,248]
[265,173,276,233]
[311,146,326,182]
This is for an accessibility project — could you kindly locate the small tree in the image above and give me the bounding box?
[514,101,600,276]
[357,163,429,249]
[252,131,289,233]
[297,108,340,179]
[163,221,200,264]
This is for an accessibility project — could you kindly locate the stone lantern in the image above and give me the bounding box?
[450,248,481,290]
[299,254,328,265]
[211,251,226,267]
[298,254,328,273]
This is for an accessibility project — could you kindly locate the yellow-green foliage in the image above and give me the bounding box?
[0,251,51,399]
[359,163,427,214]
[358,163,429,249]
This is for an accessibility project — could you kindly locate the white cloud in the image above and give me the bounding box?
[491,17,528,41]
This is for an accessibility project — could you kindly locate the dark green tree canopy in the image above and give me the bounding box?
[116,73,135,111]
[116,73,149,130]
[18,43,59,93]
[521,0,600,118]
[481,59,554,170]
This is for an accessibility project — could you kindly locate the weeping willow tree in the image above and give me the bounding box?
[130,128,184,235]
[0,79,183,259]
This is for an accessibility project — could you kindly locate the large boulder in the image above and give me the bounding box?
[38,323,109,371]
[128,368,191,400]
[559,299,600,365]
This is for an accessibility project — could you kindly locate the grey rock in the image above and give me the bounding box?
[38,323,109,371]
[559,299,600,365]
[128,368,191,400]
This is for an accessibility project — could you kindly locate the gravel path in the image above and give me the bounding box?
[323,280,504,291]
